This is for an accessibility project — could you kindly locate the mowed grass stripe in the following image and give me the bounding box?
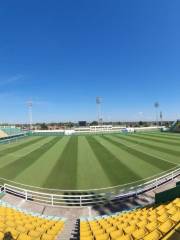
[0,136,45,157]
[95,136,164,179]
[143,132,180,141]
[14,137,68,187]
[116,134,180,158]
[77,136,111,189]
[0,137,60,179]
[86,136,140,185]
[105,135,176,170]
[133,133,180,146]
[152,132,180,138]
[0,137,34,151]
[116,134,180,165]
[0,137,54,168]
[43,136,78,189]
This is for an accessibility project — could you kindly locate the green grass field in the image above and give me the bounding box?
[0,132,179,190]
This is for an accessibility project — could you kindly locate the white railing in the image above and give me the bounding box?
[1,167,179,207]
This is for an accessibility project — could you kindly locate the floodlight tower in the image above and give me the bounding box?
[27,101,33,130]
[96,96,102,125]
[160,111,163,126]
[154,102,159,127]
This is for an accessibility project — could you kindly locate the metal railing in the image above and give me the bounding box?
[1,167,179,207]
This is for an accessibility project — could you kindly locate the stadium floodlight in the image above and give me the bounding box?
[160,111,163,126]
[96,97,103,125]
[27,100,33,130]
[154,101,159,127]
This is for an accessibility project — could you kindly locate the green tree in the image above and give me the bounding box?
[90,121,98,126]
[40,123,48,130]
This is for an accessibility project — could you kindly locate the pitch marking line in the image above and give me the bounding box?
[125,142,178,166]
[109,136,179,166]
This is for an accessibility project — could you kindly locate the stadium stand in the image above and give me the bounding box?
[80,198,180,240]
[0,130,8,138]
[0,127,23,136]
[0,200,65,240]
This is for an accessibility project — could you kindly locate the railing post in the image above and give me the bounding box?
[51,195,54,206]
[156,179,158,188]
[25,190,28,200]
[80,196,82,207]
[3,185,6,193]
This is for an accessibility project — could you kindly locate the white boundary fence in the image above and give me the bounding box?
[1,167,179,207]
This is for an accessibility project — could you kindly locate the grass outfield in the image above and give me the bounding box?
[0,132,179,190]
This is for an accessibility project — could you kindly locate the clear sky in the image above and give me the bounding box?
[0,0,180,123]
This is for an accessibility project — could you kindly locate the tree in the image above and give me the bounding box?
[139,121,143,126]
[40,123,48,130]
[90,121,98,126]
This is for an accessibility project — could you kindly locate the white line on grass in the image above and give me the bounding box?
[122,141,178,165]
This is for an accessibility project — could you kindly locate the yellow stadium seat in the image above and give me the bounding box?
[170,212,180,223]
[80,231,93,238]
[110,229,123,239]
[47,228,60,236]
[146,221,158,232]
[157,208,167,216]
[157,213,169,223]
[35,226,46,234]
[117,222,129,229]
[167,206,178,215]
[143,229,162,240]
[132,227,147,239]
[0,232,3,239]
[123,224,137,234]
[95,233,109,240]
[41,233,55,240]
[93,229,104,236]
[0,223,6,232]
[28,230,41,238]
[172,198,180,205]
[15,220,24,226]
[81,236,94,240]
[5,220,16,228]
[18,233,32,240]
[136,220,149,228]
[105,226,117,234]
[24,223,35,231]
[158,219,175,234]
[16,225,27,234]
[115,235,133,240]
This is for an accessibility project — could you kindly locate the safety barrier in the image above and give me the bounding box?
[0,167,179,207]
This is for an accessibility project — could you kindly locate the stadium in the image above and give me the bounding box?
[0,122,179,240]
[0,1,180,240]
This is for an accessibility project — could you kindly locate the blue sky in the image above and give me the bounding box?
[0,0,180,123]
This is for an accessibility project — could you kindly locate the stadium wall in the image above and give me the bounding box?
[30,126,161,136]
[155,185,180,204]
[29,130,64,136]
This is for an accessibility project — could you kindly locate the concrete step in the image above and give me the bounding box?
[57,218,78,240]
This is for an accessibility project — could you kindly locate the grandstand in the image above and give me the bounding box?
[0,200,65,240]
[80,197,180,240]
[0,126,23,137]
[0,130,8,138]
[0,126,25,143]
